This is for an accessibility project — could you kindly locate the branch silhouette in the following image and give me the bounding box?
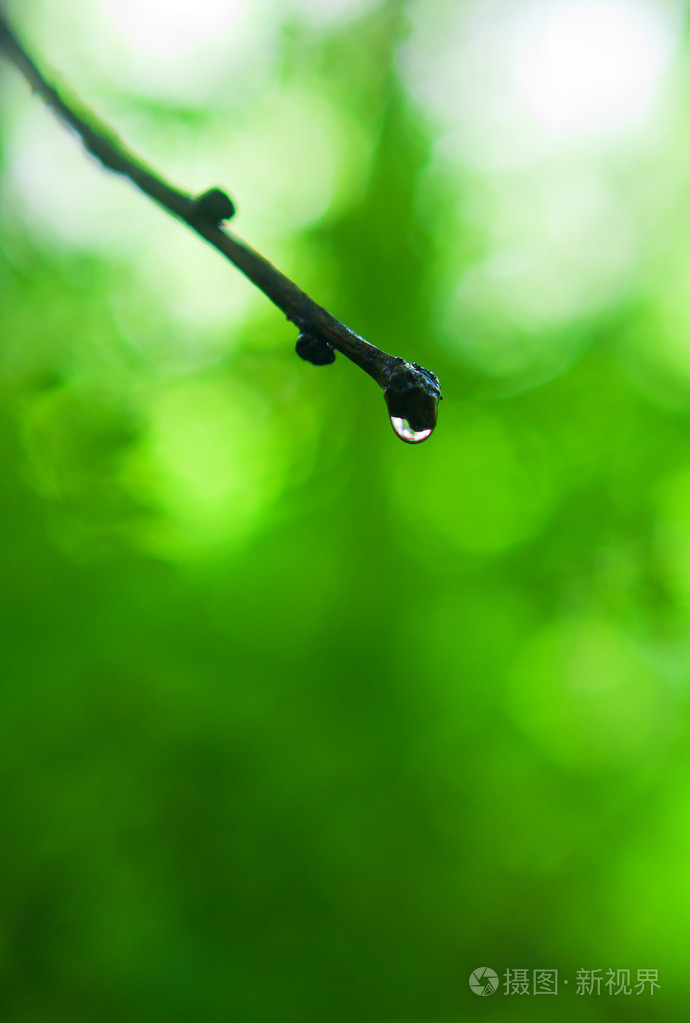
[0,13,442,443]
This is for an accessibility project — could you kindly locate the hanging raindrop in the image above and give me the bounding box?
[383,360,442,445]
[389,416,434,443]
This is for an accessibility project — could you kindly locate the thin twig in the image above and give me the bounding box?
[0,13,442,441]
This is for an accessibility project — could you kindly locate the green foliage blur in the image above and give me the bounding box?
[1,1,690,1020]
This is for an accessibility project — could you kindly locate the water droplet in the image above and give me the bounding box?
[390,416,433,444]
[383,361,441,444]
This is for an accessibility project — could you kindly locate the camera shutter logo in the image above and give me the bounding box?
[469,967,499,996]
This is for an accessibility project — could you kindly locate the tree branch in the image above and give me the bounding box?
[0,12,442,443]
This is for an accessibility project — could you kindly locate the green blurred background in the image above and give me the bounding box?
[1,0,690,1019]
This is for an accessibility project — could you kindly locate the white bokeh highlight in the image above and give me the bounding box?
[513,0,682,137]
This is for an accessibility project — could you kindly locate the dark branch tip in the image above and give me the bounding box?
[191,187,236,225]
[383,361,442,432]
[295,332,336,366]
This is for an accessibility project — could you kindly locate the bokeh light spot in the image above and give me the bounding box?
[513,0,681,137]
[120,376,312,559]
